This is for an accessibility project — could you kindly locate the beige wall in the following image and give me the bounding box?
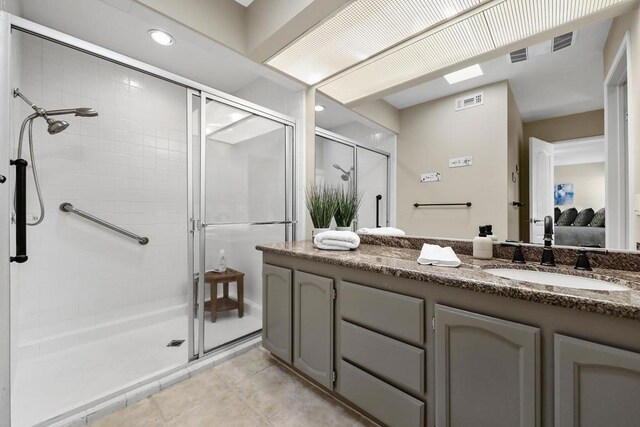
[555,163,606,212]
[519,109,604,241]
[351,99,401,134]
[603,6,640,248]
[397,81,512,240]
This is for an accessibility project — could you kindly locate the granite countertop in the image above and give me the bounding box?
[257,241,640,321]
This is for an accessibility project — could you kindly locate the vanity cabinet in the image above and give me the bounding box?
[262,264,292,363]
[338,281,425,427]
[434,305,540,427]
[293,271,334,388]
[554,334,640,427]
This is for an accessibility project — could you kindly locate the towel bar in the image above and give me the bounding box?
[413,202,472,208]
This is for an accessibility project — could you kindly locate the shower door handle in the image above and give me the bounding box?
[375,194,382,228]
[10,158,28,263]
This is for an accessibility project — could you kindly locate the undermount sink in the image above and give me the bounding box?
[484,268,631,292]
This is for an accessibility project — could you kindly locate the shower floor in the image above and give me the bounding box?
[12,311,261,427]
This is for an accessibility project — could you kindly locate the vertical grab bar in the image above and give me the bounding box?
[375,194,382,228]
[10,158,28,263]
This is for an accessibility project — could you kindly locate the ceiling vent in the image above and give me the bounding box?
[553,32,574,52]
[455,91,484,111]
[510,48,528,63]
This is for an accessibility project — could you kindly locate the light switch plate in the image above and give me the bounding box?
[449,156,473,168]
[420,172,441,182]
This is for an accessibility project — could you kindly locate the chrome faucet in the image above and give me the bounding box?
[541,215,556,266]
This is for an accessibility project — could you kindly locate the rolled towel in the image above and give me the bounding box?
[356,227,406,237]
[314,230,360,251]
[417,243,461,267]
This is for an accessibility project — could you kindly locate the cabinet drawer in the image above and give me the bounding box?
[340,360,424,427]
[340,281,424,345]
[341,320,424,395]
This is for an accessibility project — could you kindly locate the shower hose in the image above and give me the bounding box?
[14,115,45,226]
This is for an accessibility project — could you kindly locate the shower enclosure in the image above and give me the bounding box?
[3,16,296,426]
[315,128,389,229]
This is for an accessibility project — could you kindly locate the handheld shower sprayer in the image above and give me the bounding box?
[12,88,98,225]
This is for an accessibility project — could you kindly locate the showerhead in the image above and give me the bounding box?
[45,107,99,117]
[74,108,99,117]
[13,89,98,135]
[332,163,352,181]
[46,117,69,135]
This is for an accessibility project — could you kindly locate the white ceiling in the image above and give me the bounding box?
[383,19,612,122]
[17,0,301,95]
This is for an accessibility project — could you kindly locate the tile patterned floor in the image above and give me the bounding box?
[90,348,376,426]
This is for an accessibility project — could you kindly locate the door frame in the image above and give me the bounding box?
[528,137,554,244]
[604,31,632,250]
[192,90,297,358]
[0,12,12,426]
[315,127,391,229]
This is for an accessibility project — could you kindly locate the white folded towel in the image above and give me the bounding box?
[417,243,461,267]
[314,230,360,251]
[356,227,406,237]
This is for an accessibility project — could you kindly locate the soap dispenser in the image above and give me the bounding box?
[485,225,498,242]
[473,226,493,260]
[216,249,228,272]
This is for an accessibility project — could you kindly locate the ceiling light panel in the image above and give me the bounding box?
[266,0,490,85]
[319,13,494,103]
[484,0,628,48]
[319,0,631,104]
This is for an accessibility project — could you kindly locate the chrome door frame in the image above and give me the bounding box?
[194,91,296,358]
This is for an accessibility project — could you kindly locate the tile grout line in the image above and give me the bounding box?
[269,356,381,427]
[210,353,277,426]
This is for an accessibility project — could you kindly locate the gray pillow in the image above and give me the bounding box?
[554,207,561,224]
[590,208,605,227]
[574,208,595,226]
[557,208,578,226]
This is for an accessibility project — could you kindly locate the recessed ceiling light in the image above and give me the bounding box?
[314,105,326,112]
[148,29,174,46]
[444,64,483,84]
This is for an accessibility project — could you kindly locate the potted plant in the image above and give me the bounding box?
[335,185,362,231]
[305,184,338,238]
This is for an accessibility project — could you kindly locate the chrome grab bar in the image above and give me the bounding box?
[202,220,297,228]
[60,202,149,245]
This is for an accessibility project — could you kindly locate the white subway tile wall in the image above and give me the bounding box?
[11,32,188,356]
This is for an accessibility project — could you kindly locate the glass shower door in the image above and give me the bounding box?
[193,93,294,356]
[356,147,389,229]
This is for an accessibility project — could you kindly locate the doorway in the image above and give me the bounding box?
[604,32,631,249]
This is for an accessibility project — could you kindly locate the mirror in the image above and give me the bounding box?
[319,7,637,251]
[314,94,397,230]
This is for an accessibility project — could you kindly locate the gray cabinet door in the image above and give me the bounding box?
[555,334,640,427]
[294,271,334,389]
[435,305,540,427]
[262,264,292,363]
